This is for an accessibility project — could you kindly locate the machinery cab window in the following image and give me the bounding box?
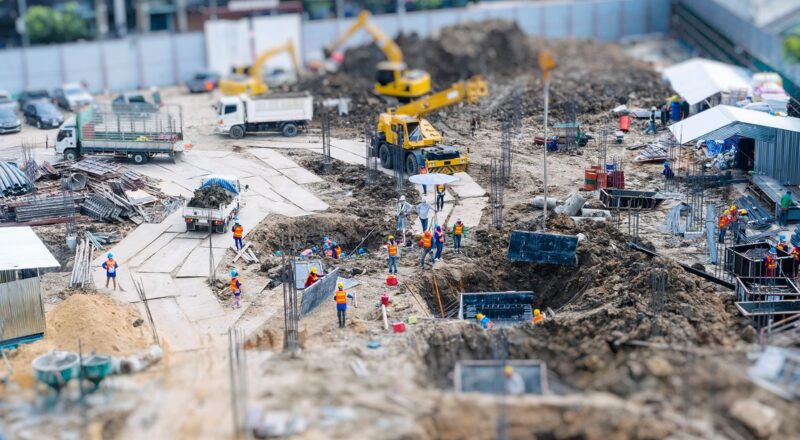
[406,122,422,141]
[376,69,395,86]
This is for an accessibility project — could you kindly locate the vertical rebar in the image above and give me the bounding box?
[280,237,300,354]
[393,147,405,194]
[490,159,504,230]
[600,127,609,169]
[365,127,378,185]
[228,326,247,435]
[321,110,332,173]
[650,270,668,337]
[512,91,521,135]
[500,121,512,182]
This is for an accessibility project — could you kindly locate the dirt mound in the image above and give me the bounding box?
[188,185,232,208]
[7,292,152,388]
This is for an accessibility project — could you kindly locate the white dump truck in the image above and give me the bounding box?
[183,176,241,233]
[215,92,313,139]
[55,105,191,164]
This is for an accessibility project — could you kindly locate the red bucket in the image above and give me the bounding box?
[393,322,406,333]
[619,115,630,132]
[386,275,398,286]
[584,169,597,191]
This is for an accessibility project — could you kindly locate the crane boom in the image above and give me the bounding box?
[221,40,302,96]
[395,76,489,117]
[325,11,403,63]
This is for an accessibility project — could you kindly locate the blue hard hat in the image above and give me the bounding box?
[780,234,787,241]
[312,245,318,252]
[770,247,777,254]
[324,243,330,249]
[332,241,337,246]
[107,252,113,258]
[230,270,237,277]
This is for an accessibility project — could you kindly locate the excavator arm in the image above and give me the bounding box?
[325,11,403,63]
[249,40,302,85]
[394,76,489,117]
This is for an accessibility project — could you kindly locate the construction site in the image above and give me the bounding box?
[1,0,800,438]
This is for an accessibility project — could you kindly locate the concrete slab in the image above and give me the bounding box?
[176,247,229,278]
[135,297,202,352]
[331,139,368,157]
[153,160,210,180]
[265,201,310,217]
[157,180,194,198]
[129,273,182,299]
[193,305,249,335]
[174,286,227,322]
[240,176,286,202]
[127,232,180,268]
[93,211,183,265]
[265,175,328,212]
[449,197,487,229]
[248,148,299,169]
[137,237,200,273]
[238,194,274,232]
[330,146,365,165]
[279,167,323,184]
[450,172,487,198]
[92,269,140,303]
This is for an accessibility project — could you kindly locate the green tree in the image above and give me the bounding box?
[25,2,88,44]
[784,35,800,63]
[61,3,89,42]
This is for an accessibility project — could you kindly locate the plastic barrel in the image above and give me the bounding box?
[584,169,597,191]
[596,172,608,189]
[610,170,625,189]
[619,115,630,132]
[590,164,602,171]
[605,163,615,172]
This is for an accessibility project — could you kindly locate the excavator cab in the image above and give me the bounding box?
[374,61,431,101]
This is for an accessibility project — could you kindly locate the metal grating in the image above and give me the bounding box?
[507,231,578,266]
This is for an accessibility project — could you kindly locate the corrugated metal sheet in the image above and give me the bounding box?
[756,130,800,185]
[0,277,45,345]
[669,105,800,142]
[695,123,776,144]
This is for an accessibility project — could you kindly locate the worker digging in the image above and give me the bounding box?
[3,6,800,440]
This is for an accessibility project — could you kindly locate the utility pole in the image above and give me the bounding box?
[539,51,556,231]
[95,0,109,39]
[15,0,29,47]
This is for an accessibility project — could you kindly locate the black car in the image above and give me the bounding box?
[0,108,21,134]
[18,89,53,106]
[22,99,63,129]
[186,72,221,93]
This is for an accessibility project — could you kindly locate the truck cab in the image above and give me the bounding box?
[55,117,79,160]
[216,97,245,135]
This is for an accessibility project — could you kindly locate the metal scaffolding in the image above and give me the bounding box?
[321,110,332,173]
[500,120,512,182]
[393,146,405,194]
[281,244,300,354]
[490,159,504,230]
[365,127,378,185]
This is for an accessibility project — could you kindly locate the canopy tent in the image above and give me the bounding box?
[662,58,751,106]
[0,227,60,271]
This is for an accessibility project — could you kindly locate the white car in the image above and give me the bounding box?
[54,83,94,111]
[0,90,18,112]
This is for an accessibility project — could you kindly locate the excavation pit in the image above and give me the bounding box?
[454,360,549,395]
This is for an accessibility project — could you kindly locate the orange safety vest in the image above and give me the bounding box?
[533,315,544,324]
[422,235,432,248]
[387,242,397,256]
[792,247,800,261]
[105,258,117,273]
[454,224,463,236]
[233,225,243,238]
[766,256,778,270]
[230,277,240,292]
[436,184,444,193]
[777,243,788,253]
[718,215,729,228]
[335,290,348,304]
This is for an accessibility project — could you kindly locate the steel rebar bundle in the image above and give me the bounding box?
[69,239,95,288]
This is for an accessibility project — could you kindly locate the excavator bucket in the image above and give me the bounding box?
[465,76,489,104]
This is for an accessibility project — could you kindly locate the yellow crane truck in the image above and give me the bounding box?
[220,40,302,96]
[324,11,430,101]
[371,76,488,175]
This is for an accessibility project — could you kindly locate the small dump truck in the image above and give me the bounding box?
[55,105,191,164]
[215,92,313,139]
[183,176,241,233]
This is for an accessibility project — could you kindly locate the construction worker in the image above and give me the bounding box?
[662,161,674,180]
[435,184,446,212]
[731,209,749,245]
[504,365,525,395]
[645,106,657,134]
[728,204,739,222]
[419,230,435,268]
[231,218,244,251]
[323,242,333,258]
[764,247,779,280]
[434,225,445,261]
[777,235,790,253]
[475,312,494,329]
[102,252,119,291]
[718,210,731,243]
[532,309,545,325]
[386,235,399,274]
[305,266,321,287]
[396,195,412,234]
[416,199,432,232]
[791,244,800,279]
[452,219,465,252]
[332,241,342,259]
[420,165,428,196]
[779,190,794,227]
[230,270,242,309]
[334,282,353,328]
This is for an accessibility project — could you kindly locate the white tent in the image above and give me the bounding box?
[662,58,752,106]
[668,105,800,142]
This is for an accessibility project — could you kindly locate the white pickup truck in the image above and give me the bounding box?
[183,176,241,233]
[215,92,313,139]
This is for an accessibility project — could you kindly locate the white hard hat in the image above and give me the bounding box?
[400,195,406,201]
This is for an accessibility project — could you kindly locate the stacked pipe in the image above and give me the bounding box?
[70,239,95,288]
[0,161,34,196]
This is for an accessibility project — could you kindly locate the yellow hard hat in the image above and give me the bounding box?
[534,309,541,316]
[310,267,317,274]
[730,204,736,211]
[388,235,394,240]
[504,365,514,375]
[739,209,748,215]
[475,313,484,320]
[337,282,344,288]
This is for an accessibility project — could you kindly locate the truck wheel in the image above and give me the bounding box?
[63,149,78,161]
[281,123,298,137]
[230,125,245,139]
[131,152,148,165]
[405,153,420,175]
[379,143,393,169]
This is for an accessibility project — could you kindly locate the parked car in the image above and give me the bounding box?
[54,83,94,111]
[18,89,53,106]
[0,90,18,112]
[186,71,221,93]
[22,99,63,129]
[264,67,298,88]
[0,108,21,134]
[112,89,162,113]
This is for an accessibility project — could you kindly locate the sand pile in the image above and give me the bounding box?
[7,293,151,388]
[188,185,233,208]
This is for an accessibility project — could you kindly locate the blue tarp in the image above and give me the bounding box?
[705,137,739,157]
[200,177,238,194]
[507,231,578,266]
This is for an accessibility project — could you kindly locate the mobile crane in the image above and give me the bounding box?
[220,40,302,96]
[370,76,488,175]
[324,11,431,101]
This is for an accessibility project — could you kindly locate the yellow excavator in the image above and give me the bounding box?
[371,75,488,175]
[325,11,431,101]
[220,40,302,96]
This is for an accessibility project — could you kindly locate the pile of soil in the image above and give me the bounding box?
[188,185,233,208]
[6,292,151,388]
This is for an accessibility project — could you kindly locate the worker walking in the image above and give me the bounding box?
[334,282,353,328]
[434,225,445,261]
[419,230,435,268]
[231,218,244,251]
[475,313,494,329]
[504,365,525,396]
[435,184,446,212]
[304,266,321,288]
[718,211,731,243]
[452,219,465,252]
[230,270,242,309]
[102,252,119,291]
[532,309,545,325]
[779,190,794,227]
[416,200,432,232]
[386,235,399,274]
[396,195,412,234]
[645,106,657,134]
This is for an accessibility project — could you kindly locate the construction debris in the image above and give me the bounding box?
[70,238,95,288]
[0,161,34,196]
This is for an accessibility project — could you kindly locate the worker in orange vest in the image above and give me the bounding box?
[532,309,545,325]
[764,247,779,280]
[334,282,353,328]
[304,266,320,288]
[102,252,119,290]
[452,219,465,252]
[230,269,242,309]
[386,235,399,274]
[419,230,434,269]
[777,235,790,253]
[718,212,731,243]
[791,245,800,279]
[231,217,244,251]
